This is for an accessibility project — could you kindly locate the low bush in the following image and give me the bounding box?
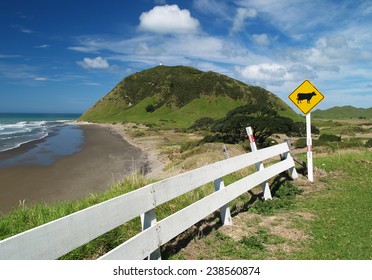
[365,139,372,148]
[294,138,307,148]
[319,134,341,142]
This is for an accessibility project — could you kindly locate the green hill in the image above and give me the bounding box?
[313,106,372,119]
[80,65,302,127]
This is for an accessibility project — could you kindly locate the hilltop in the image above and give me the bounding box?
[313,106,372,119]
[79,65,301,127]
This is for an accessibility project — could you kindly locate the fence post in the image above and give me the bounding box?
[213,178,232,225]
[283,139,299,179]
[222,144,230,159]
[245,126,272,200]
[140,209,161,260]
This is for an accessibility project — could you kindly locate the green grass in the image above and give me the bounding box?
[292,151,372,259]
[169,150,372,260]
[0,173,147,259]
[80,95,246,128]
[312,118,371,137]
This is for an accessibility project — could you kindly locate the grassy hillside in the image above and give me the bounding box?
[80,65,302,127]
[313,106,372,119]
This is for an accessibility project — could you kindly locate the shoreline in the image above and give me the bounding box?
[97,123,166,179]
[0,123,157,214]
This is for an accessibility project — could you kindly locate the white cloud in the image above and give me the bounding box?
[235,0,353,42]
[252,34,270,46]
[35,44,50,49]
[231,7,257,33]
[193,0,230,17]
[0,54,22,58]
[77,56,110,69]
[237,63,289,83]
[34,77,47,81]
[138,5,200,34]
[286,34,368,70]
[11,24,34,34]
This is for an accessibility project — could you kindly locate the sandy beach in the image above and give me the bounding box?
[0,124,152,214]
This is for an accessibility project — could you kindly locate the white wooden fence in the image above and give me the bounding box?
[0,141,298,260]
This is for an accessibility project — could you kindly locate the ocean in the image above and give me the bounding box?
[0,113,83,167]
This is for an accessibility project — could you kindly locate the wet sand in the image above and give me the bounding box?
[0,124,147,214]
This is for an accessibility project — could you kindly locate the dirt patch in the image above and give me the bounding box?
[174,209,315,259]
[224,212,313,252]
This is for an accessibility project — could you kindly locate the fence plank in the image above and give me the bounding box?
[0,186,155,260]
[157,159,294,247]
[152,143,289,206]
[99,225,160,260]
[100,158,294,259]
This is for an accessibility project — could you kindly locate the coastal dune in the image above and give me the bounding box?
[0,124,147,214]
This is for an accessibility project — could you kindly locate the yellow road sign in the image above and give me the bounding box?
[288,80,324,115]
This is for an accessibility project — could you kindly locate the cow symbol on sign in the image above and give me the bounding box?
[297,91,316,104]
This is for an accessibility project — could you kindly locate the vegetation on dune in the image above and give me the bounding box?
[79,65,302,127]
[313,106,372,119]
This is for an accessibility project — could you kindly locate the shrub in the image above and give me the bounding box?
[189,117,214,131]
[365,139,372,148]
[319,134,341,142]
[145,104,155,113]
[294,138,307,148]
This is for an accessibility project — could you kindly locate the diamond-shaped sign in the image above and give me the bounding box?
[288,80,325,115]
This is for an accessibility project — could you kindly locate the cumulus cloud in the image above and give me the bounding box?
[77,56,110,69]
[236,63,292,86]
[138,5,200,34]
[252,34,270,46]
[231,7,257,33]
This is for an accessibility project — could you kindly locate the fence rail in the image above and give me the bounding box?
[0,140,298,260]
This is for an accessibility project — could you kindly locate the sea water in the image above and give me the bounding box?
[0,113,83,167]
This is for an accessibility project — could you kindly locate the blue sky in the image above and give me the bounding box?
[0,0,371,113]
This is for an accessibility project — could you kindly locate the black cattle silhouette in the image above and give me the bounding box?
[297,91,316,104]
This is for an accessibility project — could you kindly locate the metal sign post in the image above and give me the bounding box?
[306,113,313,182]
[288,80,324,182]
